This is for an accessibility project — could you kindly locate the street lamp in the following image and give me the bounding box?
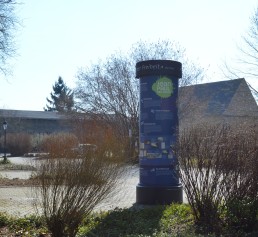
[2,121,7,163]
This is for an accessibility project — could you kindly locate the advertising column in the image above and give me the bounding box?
[136,60,183,204]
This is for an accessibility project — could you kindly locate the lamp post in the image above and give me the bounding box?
[2,121,7,163]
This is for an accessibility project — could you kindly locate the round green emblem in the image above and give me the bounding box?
[152,76,173,98]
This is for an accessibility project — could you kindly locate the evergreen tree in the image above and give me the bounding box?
[44,77,74,112]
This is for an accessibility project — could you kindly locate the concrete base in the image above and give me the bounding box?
[136,184,183,205]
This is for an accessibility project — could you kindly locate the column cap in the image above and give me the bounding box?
[136,60,182,78]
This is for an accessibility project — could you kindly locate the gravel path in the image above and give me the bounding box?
[0,157,187,217]
[0,157,139,216]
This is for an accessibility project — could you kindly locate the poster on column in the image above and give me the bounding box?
[139,75,179,186]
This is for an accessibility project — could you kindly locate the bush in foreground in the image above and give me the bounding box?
[32,133,126,237]
[178,124,258,236]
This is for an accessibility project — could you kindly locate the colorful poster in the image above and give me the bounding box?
[138,75,179,186]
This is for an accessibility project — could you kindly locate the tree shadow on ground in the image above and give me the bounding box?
[83,204,166,237]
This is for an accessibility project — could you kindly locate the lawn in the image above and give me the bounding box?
[1,203,257,237]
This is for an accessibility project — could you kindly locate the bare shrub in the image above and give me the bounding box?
[178,124,228,234]
[4,132,32,156]
[222,125,258,233]
[32,136,125,237]
[72,115,136,162]
[40,133,78,158]
[93,125,135,162]
[30,133,49,152]
[178,124,258,235]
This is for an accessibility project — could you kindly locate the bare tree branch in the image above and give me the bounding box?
[75,40,206,161]
[0,0,19,76]
[222,6,258,96]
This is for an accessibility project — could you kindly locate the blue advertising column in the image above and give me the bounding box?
[136,60,183,204]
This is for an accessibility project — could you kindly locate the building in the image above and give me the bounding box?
[0,109,72,135]
[179,78,258,130]
[0,78,257,136]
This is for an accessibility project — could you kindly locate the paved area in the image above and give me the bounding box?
[0,157,187,217]
[0,187,36,216]
[0,166,139,216]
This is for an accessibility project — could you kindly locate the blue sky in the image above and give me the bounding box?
[1,0,257,110]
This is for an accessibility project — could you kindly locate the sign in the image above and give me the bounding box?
[136,60,183,204]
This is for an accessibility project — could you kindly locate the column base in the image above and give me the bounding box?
[136,184,183,205]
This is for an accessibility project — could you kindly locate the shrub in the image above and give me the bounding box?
[30,133,49,152]
[178,124,258,235]
[40,132,78,158]
[32,135,126,237]
[225,198,258,233]
[222,125,258,233]
[72,116,138,163]
[5,133,32,156]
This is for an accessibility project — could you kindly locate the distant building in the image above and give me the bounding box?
[0,110,72,135]
[179,78,258,129]
[0,78,257,136]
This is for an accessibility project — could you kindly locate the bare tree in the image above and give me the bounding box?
[222,7,258,99]
[130,40,205,87]
[0,0,18,75]
[224,7,258,79]
[75,40,205,160]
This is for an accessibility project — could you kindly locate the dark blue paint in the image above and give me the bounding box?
[138,75,180,186]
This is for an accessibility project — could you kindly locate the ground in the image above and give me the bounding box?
[0,162,47,236]
[0,160,37,187]
[0,177,37,187]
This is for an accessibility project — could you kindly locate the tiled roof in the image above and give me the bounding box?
[179,78,255,116]
[198,79,242,115]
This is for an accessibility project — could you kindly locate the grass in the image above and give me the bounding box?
[77,204,195,237]
[0,158,11,165]
[0,203,257,236]
[0,212,50,236]
[0,204,196,237]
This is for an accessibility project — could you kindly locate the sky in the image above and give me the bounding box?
[0,0,257,111]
